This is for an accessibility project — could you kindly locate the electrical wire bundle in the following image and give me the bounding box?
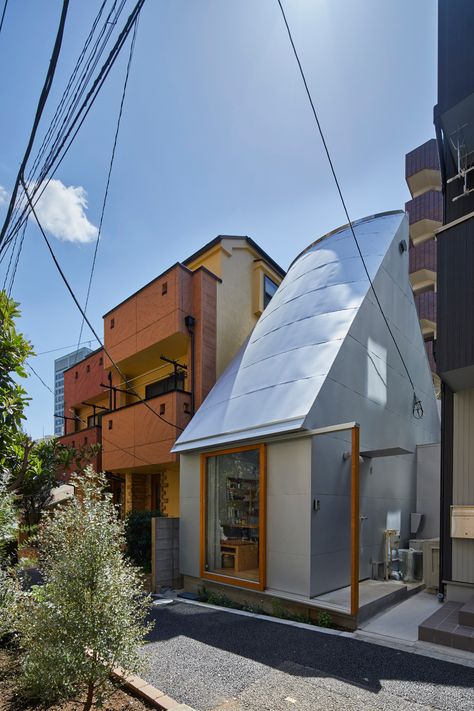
[0,0,145,293]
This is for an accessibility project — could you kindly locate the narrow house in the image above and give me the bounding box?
[173,211,440,626]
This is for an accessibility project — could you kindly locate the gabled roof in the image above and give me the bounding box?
[173,211,406,453]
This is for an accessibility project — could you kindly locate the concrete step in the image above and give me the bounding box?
[458,596,474,627]
[419,602,474,652]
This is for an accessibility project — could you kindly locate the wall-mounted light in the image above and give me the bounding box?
[399,239,408,254]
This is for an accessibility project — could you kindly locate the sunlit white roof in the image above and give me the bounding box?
[173,211,407,452]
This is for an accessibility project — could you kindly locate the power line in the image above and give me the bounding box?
[77,18,139,349]
[29,367,156,469]
[22,178,184,433]
[1,0,145,259]
[0,0,70,249]
[276,0,423,418]
[36,340,98,356]
[0,0,9,37]
[26,362,54,395]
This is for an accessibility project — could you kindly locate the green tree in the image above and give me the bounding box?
[0,291,33,481]
[18,467,152,710]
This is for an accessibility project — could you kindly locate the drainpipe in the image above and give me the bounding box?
[184,315,196,414]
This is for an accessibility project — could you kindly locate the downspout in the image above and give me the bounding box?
[185,315,196,414]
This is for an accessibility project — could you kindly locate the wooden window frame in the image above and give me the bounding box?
[200,443,266,591]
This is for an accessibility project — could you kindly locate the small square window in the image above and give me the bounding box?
[86,364,90,373]
[108,420,113,430]
[159,403,166,415]
[183,402,190,414]
[75,371,78,379]
[110,318,115,329]
[162,282,168,295]
[99,357,103,366]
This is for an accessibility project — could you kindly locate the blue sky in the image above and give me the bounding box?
[0,0,437,439]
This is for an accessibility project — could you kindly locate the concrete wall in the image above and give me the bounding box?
[416,443,440,539]
[266,439,311,596]
[179,452,201,578]
[152,516,180,590]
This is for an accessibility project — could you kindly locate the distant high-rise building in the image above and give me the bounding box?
[54,348,92,436]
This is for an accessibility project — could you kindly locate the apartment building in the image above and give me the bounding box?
[59,236,284,517]
[405,139,442,390]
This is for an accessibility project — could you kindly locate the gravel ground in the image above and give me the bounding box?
[141,602,474,711]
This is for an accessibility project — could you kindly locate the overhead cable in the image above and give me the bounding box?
[0,0,9,38]
[77,18,139,349]
[1,0,145,258]
[276,0,422,418]
[0,0,70,249]
[22,178,184,433]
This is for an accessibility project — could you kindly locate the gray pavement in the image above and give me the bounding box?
[141,601,474,711]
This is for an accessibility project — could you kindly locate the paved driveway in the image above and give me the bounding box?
[142,601,474,711]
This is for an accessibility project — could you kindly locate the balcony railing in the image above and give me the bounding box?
[58,426,102,479]
[101,390,192,471]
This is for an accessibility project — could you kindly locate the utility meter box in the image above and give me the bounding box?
[451,505,474,539]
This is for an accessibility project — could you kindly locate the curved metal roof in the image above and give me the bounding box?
[173,211,406,452]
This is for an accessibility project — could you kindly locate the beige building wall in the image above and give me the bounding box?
[452,388,474,586]
[187,237,283,377]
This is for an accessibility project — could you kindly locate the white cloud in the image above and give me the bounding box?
[31,179,98,244]
[0,185,8,207]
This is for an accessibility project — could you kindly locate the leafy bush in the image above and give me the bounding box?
[0,568,21,641]
[17,467,153,710]
[316,610,332,628]
[124,509,161,572]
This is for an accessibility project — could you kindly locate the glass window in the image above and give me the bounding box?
[203,446,264,588]
[145,370,185,399]
[263,275,278,309]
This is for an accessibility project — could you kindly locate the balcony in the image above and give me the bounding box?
[58,426,102,478]
[103,264,194,368]
[101,390,192,472]
[409,238,436,273]
[415,290,436,323]
[64,348,106,411]
[405,191,442,246]
[405,139,441,198]
[410,268,436,295]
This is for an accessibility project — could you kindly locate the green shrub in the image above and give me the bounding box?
[207,591,242,609]
[316,610,332,628]
[17,468,153,710]
[271,597,288,619]
[0,568,21,641]
[124,509,161,572]
[241,600,266,615]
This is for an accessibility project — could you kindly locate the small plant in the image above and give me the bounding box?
[197,585,209,602]
[207,591,242,609]
[271,597,288,619]
[17,467,153,710]
[241,600,266,615]
[290,610,313,625]
[316,610,332,628]
[0,567,21,640]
